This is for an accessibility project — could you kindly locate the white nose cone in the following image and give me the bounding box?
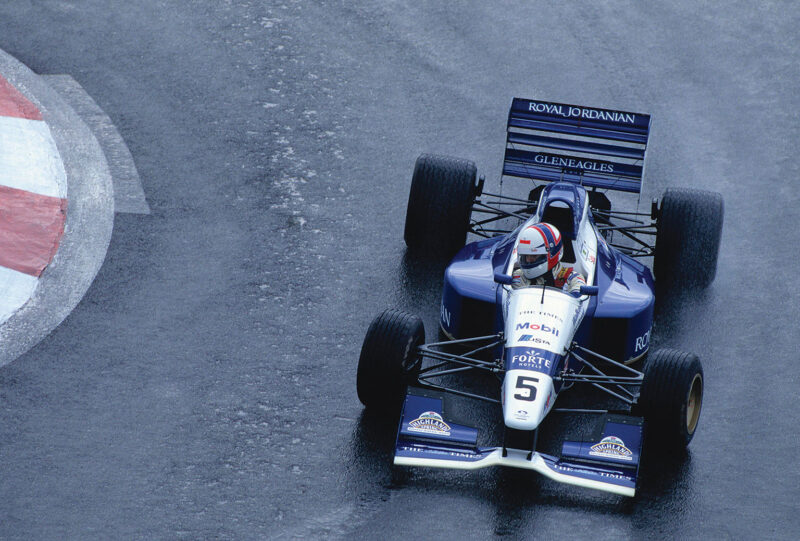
[502,370,556,431]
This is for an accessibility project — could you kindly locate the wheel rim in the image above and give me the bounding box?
[686,373,703,434]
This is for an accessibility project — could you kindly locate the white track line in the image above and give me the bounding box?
[0,115,66,198]
[0,266,38,325]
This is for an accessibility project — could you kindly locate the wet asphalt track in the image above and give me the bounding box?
[0,1,799,539]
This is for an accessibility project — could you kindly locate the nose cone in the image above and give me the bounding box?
[502,370,556,430]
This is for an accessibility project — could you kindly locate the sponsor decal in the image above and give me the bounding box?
[533,153,614,173]
[519,310,564,323]
[589,436,633,461]
[544,390,553,409]
[511,351,552,370]
[580,242,596,264]
[552,463,629,481]
[598,471,629,480]
[635,329,650,352]
[527,101,636,124]
[448,451,478,459]
[516,322,559,336]
[513,409,529,421]
[441,304,451,328]
[407,411,451,436]
[571,307,581,328]
[517,336,551,346]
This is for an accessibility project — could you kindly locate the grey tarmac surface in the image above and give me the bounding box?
[0,1,798,539]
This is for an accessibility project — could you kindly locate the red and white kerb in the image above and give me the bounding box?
[0,75,67,323]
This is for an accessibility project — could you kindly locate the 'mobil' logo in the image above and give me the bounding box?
[516,322,559,336]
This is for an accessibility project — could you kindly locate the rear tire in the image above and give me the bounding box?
[404,154,477,258]
[638,349,703,449]
[654,188,724,289]
[357,309,425,412]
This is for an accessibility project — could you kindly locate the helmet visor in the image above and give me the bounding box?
[520,253,547,270]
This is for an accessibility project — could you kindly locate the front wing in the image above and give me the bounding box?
[395,443,636,497]
[395,389,643,497]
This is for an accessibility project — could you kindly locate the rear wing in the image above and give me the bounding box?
[503,98,651,194]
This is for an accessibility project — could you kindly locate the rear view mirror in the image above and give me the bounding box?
[579,285,599,296]
[494,272,514,285]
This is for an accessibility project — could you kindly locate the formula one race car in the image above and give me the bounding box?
[356,99,724,497]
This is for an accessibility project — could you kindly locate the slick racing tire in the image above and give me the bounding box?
[404,154,477,258]
[357,309,425,412]
[638,349,703,449]
[654,188,724,289]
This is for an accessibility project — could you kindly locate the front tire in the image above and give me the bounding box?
[638,349,704,449]
[404,154,477,258]
[654,188,724,289]
[357,309,425,412]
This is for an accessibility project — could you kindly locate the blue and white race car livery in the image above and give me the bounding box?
[356,99,724,498]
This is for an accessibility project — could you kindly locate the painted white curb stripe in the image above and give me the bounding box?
[0,266,38,325]
[0,115,66,198]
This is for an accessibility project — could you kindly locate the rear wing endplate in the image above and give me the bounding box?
[503,98,651,194]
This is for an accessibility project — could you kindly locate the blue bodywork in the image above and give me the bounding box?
[441,182,655,364]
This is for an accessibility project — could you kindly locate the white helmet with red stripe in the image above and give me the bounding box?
[517,223,563,280]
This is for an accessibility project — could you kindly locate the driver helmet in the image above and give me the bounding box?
[517,223,563,280]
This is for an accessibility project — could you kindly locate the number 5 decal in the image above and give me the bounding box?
[514,376,539,401]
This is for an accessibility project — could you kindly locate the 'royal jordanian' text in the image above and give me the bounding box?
[528,102,636,124]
